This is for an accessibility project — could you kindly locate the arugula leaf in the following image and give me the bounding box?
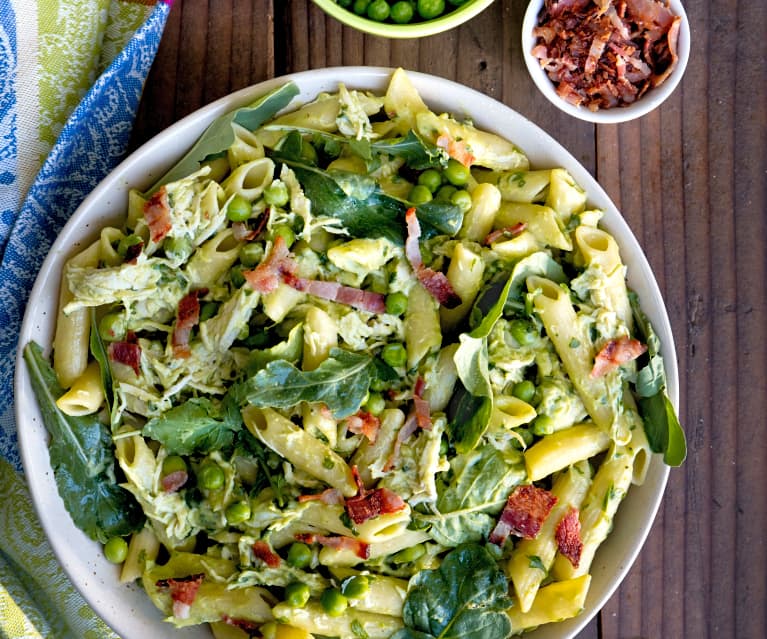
[144,82,299,194]
[629,293,687,466]
[392,544,512,639]
[235,429,288,507]
[371,130,447,170]
[142,397,241,455]
[23,342,145,543]
[234,347,374,419]
[428,443,525,547]
[89,308,113,418]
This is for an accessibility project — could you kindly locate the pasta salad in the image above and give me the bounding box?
[24,68,685,639]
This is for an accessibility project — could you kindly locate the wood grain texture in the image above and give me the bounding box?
[128,1,767,637]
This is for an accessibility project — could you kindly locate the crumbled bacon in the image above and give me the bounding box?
[489,485,558,545]
[343,465,406,525]
[436,134,475,167]
[484,223,527,246]
[252,540,281,568]
[555,506,584,568]
[108,340,141,376]
[156,573,204,619]
[144,187,172,243]
[346,411,381,443]
[294,533,370,559]
[412,376,431,431]
[590,335,647,377]
[243,235,294,294]
[161,470,188,493]
[171,289,207,359]
[222,616,260,633]
[298,488,345,505]
[404,208,461,308]
[124,239,144,264]
[531,0,682,111]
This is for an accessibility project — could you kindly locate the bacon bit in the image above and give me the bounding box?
[531,0,682,111]
[108,340,141,376]
[484,223,528,246]
[232,209,271,242]
[346,411,381,443]
[124,240,144,264]
[222,616,260,633]
[555,506,584,568]
[590,335,647,378]
[298,488,345,506]
[295,533,370,559]
[156,573,204,619]
[436,133,476,168]
[404,208,461,308]
[252,540,281,568]
[171,289,207,359]
[144,187,172,243]
[412,376,432,431]
[243,235,294,294]
[489,485,558,545]
[346,486,406,525]
[161,470,188,493]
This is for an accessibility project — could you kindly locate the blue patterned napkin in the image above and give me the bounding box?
[0,1,172,635]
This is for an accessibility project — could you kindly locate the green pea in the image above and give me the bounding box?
[511,380,536,404]
[531,414,555,436]
[320,588,348,617]
[199,301,219,322]
[285,582,311,608]
[162,455,187,477]
[408,184,433,205]
[271,224,295,248]
[227,194,252,222]
[225,500,251,525]
[369,377,388,392]
[381,343,407,368]
[230,265,247,289]
[353,0,370,14]
[300,140,318,165]
[418,169,443,193]
[513,427,534,449]
[450,189,472,213]
[391,0,415,22]
[367,0,390,20]
[509,318,537,345]
[117,234,143,259]
[365,392,386,416]
[391,543,426,564]
[240,242,263,267]
[198,462,225,490]
[104,537,128,564]
[164,235,193,259]
[287,542,313,569]
[98,311,127,342]
[264,181,289,207]
[385,291,408,315]
[435,184,457,201]
[443,158,470,186]
[417,0,445,19]
[341,575,369,599]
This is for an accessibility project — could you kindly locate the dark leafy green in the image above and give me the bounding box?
[234,429,288,507]
[247,323,304,374]
[142,396,241,455]
[89,308,114,417]
[233,347,374,419]
[392,544,512,639]
[427,444,525,547]
[447,386,493,457]
[23,342,144,543]
[144,82,299,194]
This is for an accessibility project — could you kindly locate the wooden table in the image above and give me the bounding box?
[132,1,767,637]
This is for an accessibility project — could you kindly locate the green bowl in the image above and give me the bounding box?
[313,0,496,38]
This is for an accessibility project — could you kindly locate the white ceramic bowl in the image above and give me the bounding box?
[16,67,677,639]
[522,0,690,123]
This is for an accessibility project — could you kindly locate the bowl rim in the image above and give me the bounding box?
[312,0,496,38]
[15,66,676,639]
[521,0,691,123]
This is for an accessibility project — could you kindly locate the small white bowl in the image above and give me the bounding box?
[522,0,690,123]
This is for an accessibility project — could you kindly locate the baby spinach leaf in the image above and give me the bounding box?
[145,82,299,194]
[428,443,525,547]
[142,397,241,455]
[23,342,144,543]
[235,347,374,419]
[392,543,512,639]
[371,130,446,170]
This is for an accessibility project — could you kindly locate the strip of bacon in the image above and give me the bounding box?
[295,533,370,559]
[161,470,188,493]
[436,133,476,168]
[404,208,462,308]
[489,485,558,545]
[252,540,281,568]
[283,272,386,314]
[156,573,204,619]
[590,335,647,378]
[346,411,381,443]
[171,289,207,359]
[484,223,527,246]
[298,488,345,506]
[555,506,584,568]
[243,235,293,294]
[412,376,432,430]
[108,340,141,376]
[144,187,172,243]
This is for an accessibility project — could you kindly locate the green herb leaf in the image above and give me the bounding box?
[142,397,241,455]
[234,429,288,506]
[393,543,512,639]
[236,347,374,419]
[23,342,145,543]
[447,387,493,456]
[371,130,446,170]
[638,393,687,466]
[528,555,546,572]
[144,82,299,194]
[89,308,113,418]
